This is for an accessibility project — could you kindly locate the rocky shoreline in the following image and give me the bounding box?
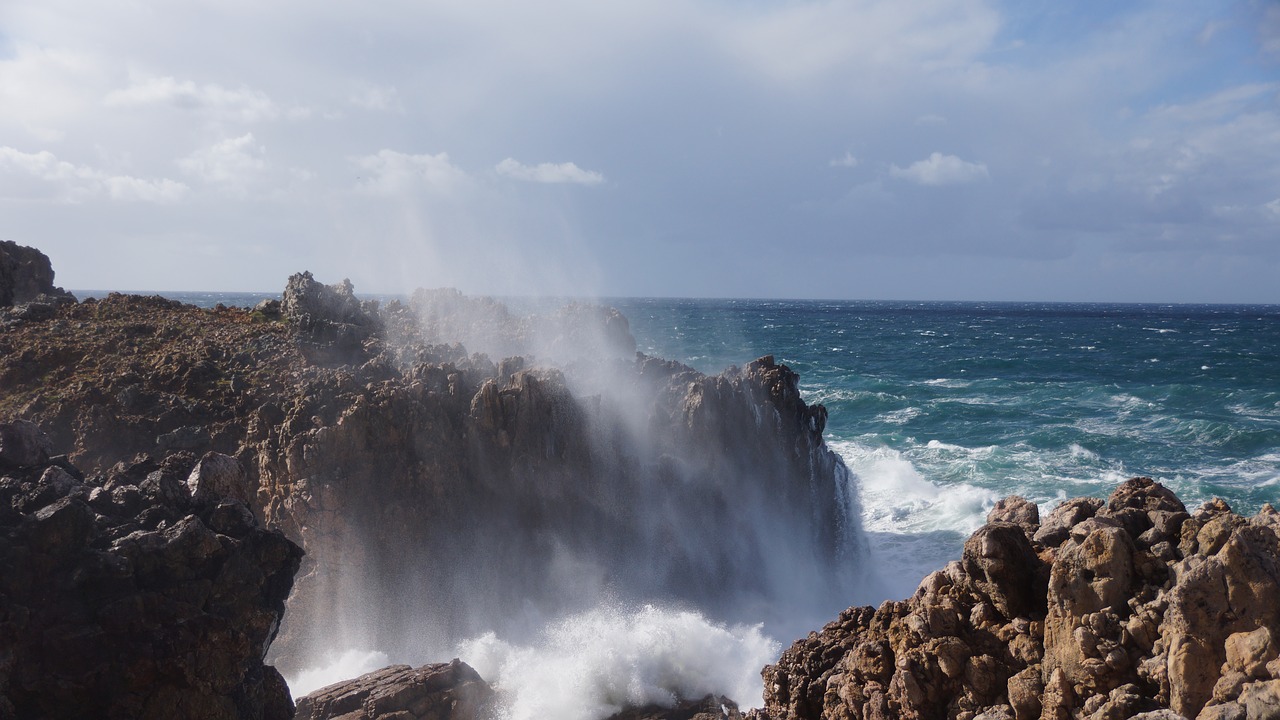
[759,479,1280,720]
[4,241,1280,720]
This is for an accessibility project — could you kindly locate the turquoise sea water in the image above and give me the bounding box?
[611,299,1280,597]
[121,291,1280,600]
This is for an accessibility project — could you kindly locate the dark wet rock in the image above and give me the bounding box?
[606,694,744,720]
[0,430,302,719]
[760,478,1280,720]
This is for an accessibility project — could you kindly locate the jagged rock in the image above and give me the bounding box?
[987,495,1039,530]
[0,427,303,719]
[962,522,1046,620]
[293,660,493,720]
[0,262,859,709]
[282,271,380,361]
[0,240,75,308]
[760,478,1280,720]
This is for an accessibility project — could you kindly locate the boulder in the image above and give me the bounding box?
[292,660,494,720]
[0,419,52,468]
[0,432,303,719]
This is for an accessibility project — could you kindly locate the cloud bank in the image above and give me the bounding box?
[0,0,1276,301]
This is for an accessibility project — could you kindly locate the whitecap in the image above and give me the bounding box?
[456,605,780,720]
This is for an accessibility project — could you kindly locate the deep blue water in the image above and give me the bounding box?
[123,291,1280,599]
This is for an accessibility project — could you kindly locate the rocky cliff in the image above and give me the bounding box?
[0,267,861,691]
[256,274,859,673]
[0,421,302,719]
[759,478,1280,720]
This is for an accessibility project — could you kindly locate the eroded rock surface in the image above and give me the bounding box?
[759,479,1280,720]
[0,423,303,719]
[0,268,859,688]
[293,660,493,720]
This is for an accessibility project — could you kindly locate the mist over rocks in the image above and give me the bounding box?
[757,478,1280,720]
[0,426,302,719]
[0,257,863,717]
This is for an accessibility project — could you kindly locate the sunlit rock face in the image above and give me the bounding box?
[759,477,1280,720]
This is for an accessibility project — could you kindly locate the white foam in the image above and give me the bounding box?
[832,440,997,537]
[877,407,923,424]
[456,604,780,720]
[287,648,391,697]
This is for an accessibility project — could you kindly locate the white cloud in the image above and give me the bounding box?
[890,152,989,186]
[0,146,187,203]
[829,152,860,168]
[350,86,400,112]
[105,76,282,123]
[0,43,105,142]
[495,158,605,185]
[179,134,267,194]
[353,150,470,195]
[1265,198,1280,217]
[723,0,1000,83]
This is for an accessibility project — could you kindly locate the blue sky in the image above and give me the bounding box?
[1,0,1278,301]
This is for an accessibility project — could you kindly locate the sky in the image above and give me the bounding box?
[1,0,1279,302]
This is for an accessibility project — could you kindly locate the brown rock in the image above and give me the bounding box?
[293,660,493,720]
[962,522,1047,620]
[988,495,1040,530]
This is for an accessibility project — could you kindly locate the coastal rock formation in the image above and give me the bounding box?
[0,262,859,699]
[293,660,493,720]
[0,240,75,308]
[291,662,740,720]
[0,292,303,472]
[0,422,303,719]
[759,478,1280,720]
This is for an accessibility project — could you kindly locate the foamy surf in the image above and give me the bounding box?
[455,604,779,720]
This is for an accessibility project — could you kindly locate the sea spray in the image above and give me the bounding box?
[288,649,391,698]
[455,604,779,720]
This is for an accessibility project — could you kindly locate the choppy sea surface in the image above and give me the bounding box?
[611,298,1280,598]
[118,291,1280,705]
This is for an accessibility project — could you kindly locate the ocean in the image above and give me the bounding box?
[104,291,1280,711]
[612,298,1280,600]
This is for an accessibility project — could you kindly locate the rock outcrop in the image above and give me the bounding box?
[0,266,859,699]
[0,422,303,719]
[293,660,493,720]
[759,478,1280,720]
[0,240,74,308]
